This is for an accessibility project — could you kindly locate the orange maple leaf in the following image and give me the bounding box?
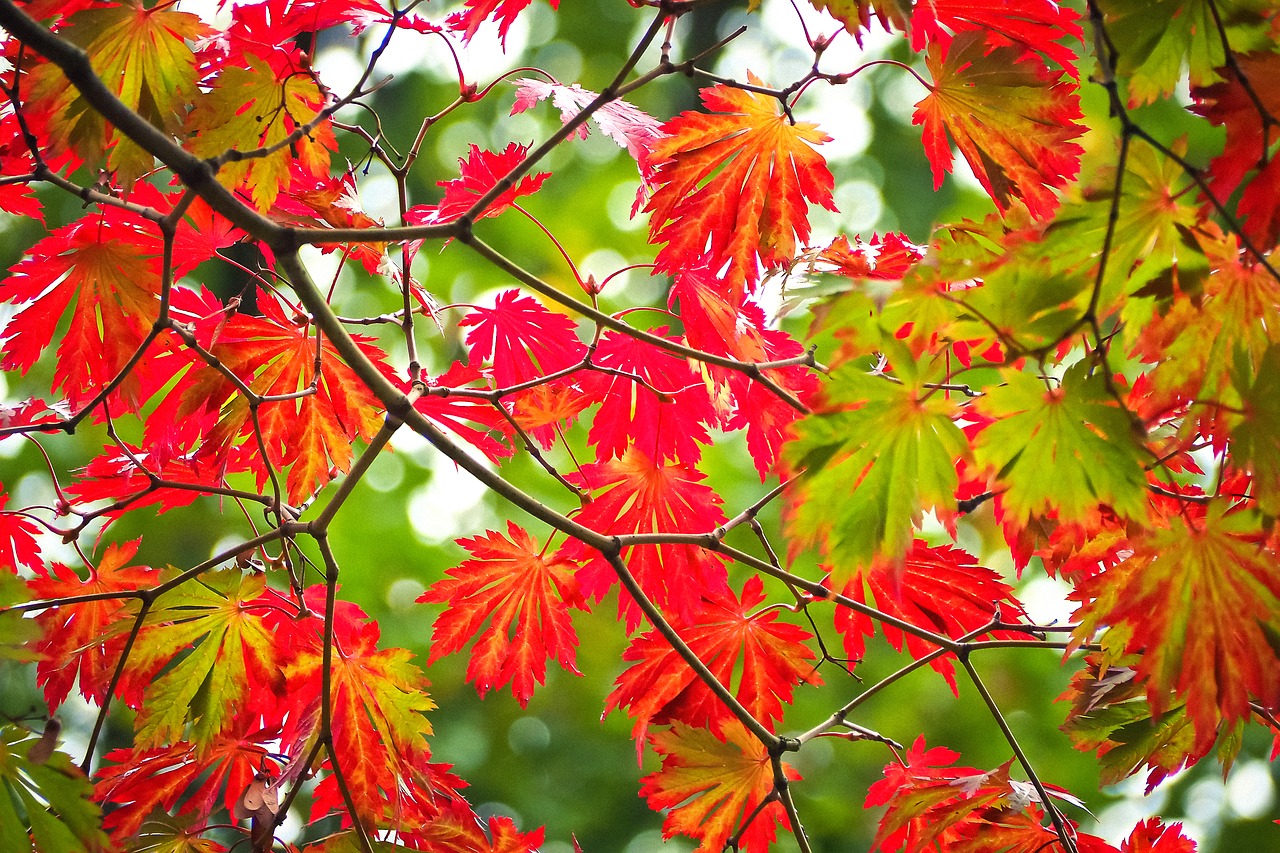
[420,522,586,707]
[1069,503,1280,755]
[914,30,1084,218]
[646,73,835,294]
[640,719,795,853]
[28,539,159,712]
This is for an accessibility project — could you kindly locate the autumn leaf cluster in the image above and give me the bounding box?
[0,1,1279,853]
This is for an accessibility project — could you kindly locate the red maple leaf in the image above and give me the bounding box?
[583,328,716,466]
[278,588,437,831]
[816,233,927,281]
[0,486,42,574]
[94,726,277,842]
[0,210,162,408]
[834,540,1027,694]
[605,576,821,748]
[1192,52,1280,247]
[448,0,559,45]
[420,522,586,707]
[28,539,159,712]
[909,0,1084,74]
[640,720,796,853]
[458,289,586,388]
[162,291,395,505]
[566,447,729,631]
[407,143,550,226]
[412,362,515,463]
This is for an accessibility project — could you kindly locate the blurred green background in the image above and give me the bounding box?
[1,0,1276,850]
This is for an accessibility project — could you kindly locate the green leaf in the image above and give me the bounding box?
[974,362,1148,525]
[1099,0,1274,105]
[0,572,41,661]
[784,354,968,573]
[127,570,280,751]
[1229,343,1280,515]
[0,724,108,853]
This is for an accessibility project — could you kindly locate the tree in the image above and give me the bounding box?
[0,0,1277,851]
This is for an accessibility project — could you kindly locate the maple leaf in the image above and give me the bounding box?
[510,78,664,165]
[0,486,42,574]
[865,736,1068,853]
[583,328,715,466]
[0,211,162,409]
[566,447,729,631]
[122,569,283,750]
[164,291,394,505]
[909,0,1084,73]
[420,522,586,707]
[1099,0,1275,106]
[93,726,277,841]
[816,232,926,282]
[646,73,836,293]
[279,590,436,830]
[23,1,209,184]
[805,0,910,42]
[457,290,585,388]
[606,577,820,749]
[640,720,796,853]
[667,271,818,476]
[412,363,514,464]
[1120,818,1197,853]
[914,30,1084,218]
[407,144,550,226]
[783,355,969,570]
[834,540,1027,694]
[1069,503,1280,756]
[1059,656,1208,792]
[185,51,335,210]
[0,723,110,852]
[972,364,1149,527]
[274,169,388,275]
[1192,52,1280,247]
[28,539,159,712]
[449,0,559,45]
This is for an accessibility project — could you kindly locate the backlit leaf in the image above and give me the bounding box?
[914,31,1084,218]
[640,720,794,853]
[647,74,835,293]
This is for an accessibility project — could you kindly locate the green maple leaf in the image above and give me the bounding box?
[0,724,109,853]
[973,363,1148,525]
[185,53,334,210]
[127,570,281,751]
[1099,0,1274,105]
[784,351,968,573]
[1229,344,1280,515]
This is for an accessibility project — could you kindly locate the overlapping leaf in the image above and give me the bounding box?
[834,541,1026,693]
[606,576,820,746]
[0,211,162,408]
[23,1,208,183]
[1069,503,1280,755]
[407,144,550,226]
[783,355,969,570]
[566,447,728,631]
[28,539,159,711]
[640,720,795,853]
[0,723,109,853]
[122,570,282,750]
[973,364,1149,527]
